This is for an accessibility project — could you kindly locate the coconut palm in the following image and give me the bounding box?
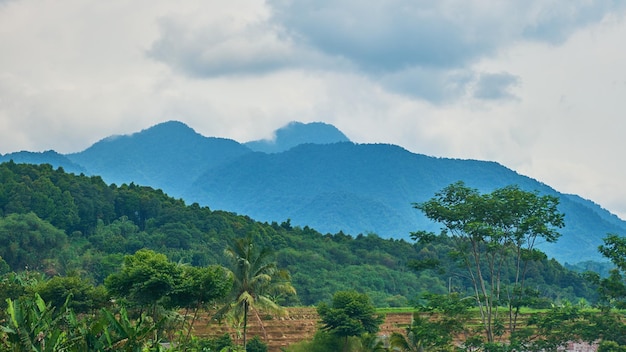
[215,236,296,349]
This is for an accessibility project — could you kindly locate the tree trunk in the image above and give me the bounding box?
[243,301,249,350]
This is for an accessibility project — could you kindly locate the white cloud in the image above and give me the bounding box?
[472,72,521,101]
[2,0,626,221]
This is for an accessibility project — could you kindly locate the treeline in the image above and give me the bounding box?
[0,161,596,306]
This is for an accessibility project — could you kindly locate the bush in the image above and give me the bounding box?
[246,335,267,352]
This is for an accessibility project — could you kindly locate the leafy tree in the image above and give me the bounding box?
[317,290,384,352]
[414,182,564,342]
[100,306,164,352]
[104,249,182,321]
[390,293,471,352]
[1,293,70,352]
[358,333,387,352]
[216,236,296,350]
[245,335,268,352]
[283,330,351,352]
[0,212,67,271]
[33,274,109,314]
[167,264,232,344]
[584,234,626,347]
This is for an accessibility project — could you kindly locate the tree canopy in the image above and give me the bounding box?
[414,181,565,343]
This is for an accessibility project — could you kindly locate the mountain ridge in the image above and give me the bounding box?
[1,120,623,264]
[244,121,350,153]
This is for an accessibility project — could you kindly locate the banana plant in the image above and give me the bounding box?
[0,293,68,352]
[101,307,164,352]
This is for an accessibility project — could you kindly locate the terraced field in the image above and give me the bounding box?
[191,307,413,351]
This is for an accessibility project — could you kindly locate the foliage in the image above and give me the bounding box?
[284,330,356,352]
[105,249,182,314]
[101,306,163,351]
[0,212,67,272]
[318,290,384,352]
[216,236,295,349]
[168,264,233,345]
[1,293,70,351]
[0,162,600,309]
[245,335,267,352]
[389,293,471,352]
[414,182,564,342]
[33,274,109,314]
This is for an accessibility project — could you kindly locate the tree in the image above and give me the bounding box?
[167,264,232,344]
[317,290,384,352]
[216,236,296,350]
[1,293,69,352]
[100,306,164,352]
[34,274,109,314]
[0,212,67,271]
[104,249,181,322]
[414,182,564,343]
[588,234,626,347]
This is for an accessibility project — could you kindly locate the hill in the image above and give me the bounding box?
[2,120,624,264]
[0,162,597,306]
[0,150,86,174]
[66,121,251,194]
[185,142,626,263]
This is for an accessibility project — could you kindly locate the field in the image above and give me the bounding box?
[191,307,413,351]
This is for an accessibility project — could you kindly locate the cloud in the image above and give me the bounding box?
[472,72,521,101]
[269,0,626,72]
[378,67,474,104]
[148,17,300,76]
[147,0,625,104]
[268,0,495,72]
[521,0,626,43]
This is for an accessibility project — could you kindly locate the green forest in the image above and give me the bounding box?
[1,161,626,351]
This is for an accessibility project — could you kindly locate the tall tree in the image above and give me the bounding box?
[104,249,181,320]
[0,212,67,271]
[317,290,384,352]
[390,293,471,352]
[167,264,232,344]
[216,236,296,349]
[414,182,564,343]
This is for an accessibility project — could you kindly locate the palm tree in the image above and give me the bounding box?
[389,330,423,352]
[216,236,296,349]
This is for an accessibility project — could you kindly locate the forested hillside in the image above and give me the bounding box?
[186,142,626,264]
[0,121,626,264]
[2,121,624,264]
[0,162,597,306]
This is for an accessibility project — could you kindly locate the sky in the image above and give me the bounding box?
[1,0,626,218]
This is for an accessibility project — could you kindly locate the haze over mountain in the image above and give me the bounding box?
[0,150,86,175]
[66,121,251,195]
[1,120,623,264]
[244,121,350,153]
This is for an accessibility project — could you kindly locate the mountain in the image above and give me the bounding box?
[2,120,624,264]
[0,162,596,306]
[0,150,86,174]
[184,142,626,263]
[244,121,350,153]
[65,121,252,195]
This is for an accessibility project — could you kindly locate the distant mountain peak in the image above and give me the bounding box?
[244,121,351,153]
[142,120,196,134]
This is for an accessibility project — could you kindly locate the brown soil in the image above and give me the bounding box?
[190,308,413,352]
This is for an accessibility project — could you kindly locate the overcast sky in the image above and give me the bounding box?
[1,0,626,219]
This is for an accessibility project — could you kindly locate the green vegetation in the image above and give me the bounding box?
[415,182,565,343]
[0,162,593,307]
[215,236,295,349]
[317,290,384,352]
[3,161,626,350]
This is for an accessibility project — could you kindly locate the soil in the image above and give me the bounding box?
[190,307,413,351]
